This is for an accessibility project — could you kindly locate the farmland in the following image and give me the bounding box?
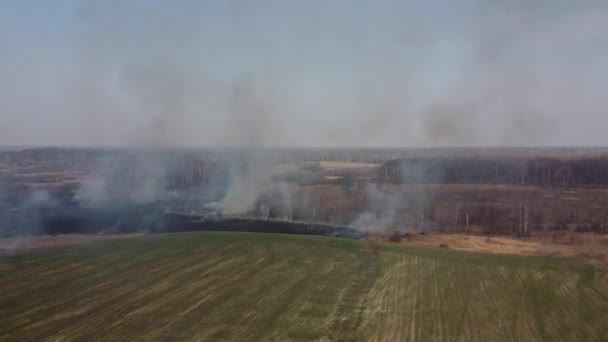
[1,232,607,341]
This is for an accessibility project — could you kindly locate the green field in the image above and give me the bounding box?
[1,232,608,341]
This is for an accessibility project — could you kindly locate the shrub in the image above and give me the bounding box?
[388,232,401,243]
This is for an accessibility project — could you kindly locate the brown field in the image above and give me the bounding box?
[318,161,381,170]
[395,232,608,264]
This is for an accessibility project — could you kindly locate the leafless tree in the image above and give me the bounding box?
[453,205,460,231]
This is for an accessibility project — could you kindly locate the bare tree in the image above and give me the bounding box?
[518,204,529,237]
[453,205,460,231]
[524,206,529,236]
[519,205,522,236]
[419,209,426,233]
[310,202,316,231]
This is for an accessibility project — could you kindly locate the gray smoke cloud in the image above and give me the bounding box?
[1,0,607,242]
[0,0,606,147]
[351,185,403,234]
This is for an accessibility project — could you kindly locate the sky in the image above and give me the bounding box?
[0,0,607,147]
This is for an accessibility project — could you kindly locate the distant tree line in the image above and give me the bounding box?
[379,157,608,187]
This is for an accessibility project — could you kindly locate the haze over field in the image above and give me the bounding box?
[1,0,607,147]
[5,4,608,341]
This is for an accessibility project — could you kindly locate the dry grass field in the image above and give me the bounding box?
[2,232,608,341]
[396,232,608,264]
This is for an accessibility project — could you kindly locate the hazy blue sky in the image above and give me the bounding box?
[0,0,606,147]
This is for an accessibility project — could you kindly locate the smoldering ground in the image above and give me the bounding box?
[0,148,302,237]
[351,162,441,235]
